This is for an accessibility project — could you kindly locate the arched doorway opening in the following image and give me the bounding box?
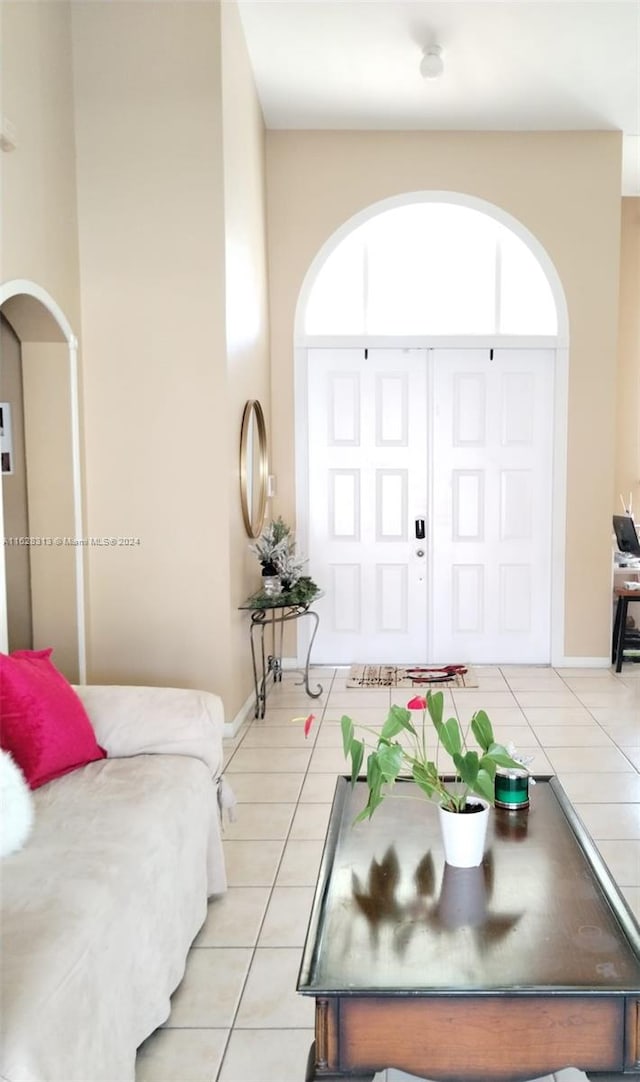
[0,280,85,682]
[294,193,569,666]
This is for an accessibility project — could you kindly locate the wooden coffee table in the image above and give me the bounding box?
[298,777,640,1081]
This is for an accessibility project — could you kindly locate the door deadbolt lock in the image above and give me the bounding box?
[416,549,425,558]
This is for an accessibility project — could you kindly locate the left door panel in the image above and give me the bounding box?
[307,348,428,664]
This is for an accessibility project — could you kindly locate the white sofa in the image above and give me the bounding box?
[0,684,229,1082]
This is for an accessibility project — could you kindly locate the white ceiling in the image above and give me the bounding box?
[237,0,640,195]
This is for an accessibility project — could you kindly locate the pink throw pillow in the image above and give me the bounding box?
[0,649,106,789]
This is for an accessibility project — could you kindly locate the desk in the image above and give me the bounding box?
[612,587,640,671]
[239,590,324,718]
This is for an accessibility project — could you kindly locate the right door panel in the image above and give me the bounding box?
[430,348,554,663]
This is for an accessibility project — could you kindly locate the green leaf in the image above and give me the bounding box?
[363,752,386,817]
[349,738,364,784]
[453,750,480,787]
[427,690,444,728]
[484,743,526,771]
[381,704,417,740]
[411,757,439,782]
[379,713,404,741]
[471,710,494,752]
[479,755,497,780]
[367,751,382,792]
[377,742,404,781]
[341,715,354,757]
[471,768,494,804]
[412,761,439,800]
[438,717,462,758]
[354,786,385,823]
[444,791,466,813]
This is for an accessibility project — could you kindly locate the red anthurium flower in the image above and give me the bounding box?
[292,714,318,740]
[407,696,427,711]
[292,713,317,738]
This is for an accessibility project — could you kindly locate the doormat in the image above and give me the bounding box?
[346,664,478,689]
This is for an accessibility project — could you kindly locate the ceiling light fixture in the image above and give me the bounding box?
[420,44,444,80]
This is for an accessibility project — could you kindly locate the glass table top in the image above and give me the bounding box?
[239,587,323,611]
[298,777,640,996]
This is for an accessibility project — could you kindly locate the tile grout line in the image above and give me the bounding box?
[214,666,338,1082]
[506,665,640,772]
[555,665,640,758]
[164,663,638,1082]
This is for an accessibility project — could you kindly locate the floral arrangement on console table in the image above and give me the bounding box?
[325,691,528,868]
[250,517,319,602]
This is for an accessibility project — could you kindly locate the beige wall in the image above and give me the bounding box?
[22,342,78,680]
[0,1,83,676]
[616,198,640,512]
[72,0,230,696]
[0,319,79,678]
[1,0,268,717]
[266,130,622,660]
[2,1,629,678]
[72,0,269,717]
[0,1,80,328]
[221,1,271,709]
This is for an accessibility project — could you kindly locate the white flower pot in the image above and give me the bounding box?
[438,799,490,868]
[262,574,282,597]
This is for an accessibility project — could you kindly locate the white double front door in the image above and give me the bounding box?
[306,347,554,665]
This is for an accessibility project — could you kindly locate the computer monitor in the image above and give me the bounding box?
[613,514,640,557]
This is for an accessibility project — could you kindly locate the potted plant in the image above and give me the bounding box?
[339,690,528,868]
[251,516,320,600]
[251,517,291,595]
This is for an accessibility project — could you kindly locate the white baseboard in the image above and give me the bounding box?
[285,655,614,671]
[553,656,610,668]
[224,688,257,738]
[224,658,322,735]
[224,658,316,736]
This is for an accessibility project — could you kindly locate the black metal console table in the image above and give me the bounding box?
[239,590,324,718]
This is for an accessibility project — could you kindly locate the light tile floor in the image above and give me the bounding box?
[135,665,640,1082]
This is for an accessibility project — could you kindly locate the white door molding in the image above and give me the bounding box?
[294,192,570,665]
[0,279,86,682]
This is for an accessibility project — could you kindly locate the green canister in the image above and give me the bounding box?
[495,768,530,810]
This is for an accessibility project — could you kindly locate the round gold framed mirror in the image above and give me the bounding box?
[239,400,268,538]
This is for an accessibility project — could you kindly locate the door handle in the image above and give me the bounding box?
[415,518,425,540]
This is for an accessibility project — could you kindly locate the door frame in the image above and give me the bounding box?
[298,341,564,666]
[0,279,86,682]
[292,193,571,668]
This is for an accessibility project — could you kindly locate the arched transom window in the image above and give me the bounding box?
[305,201,558,337]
